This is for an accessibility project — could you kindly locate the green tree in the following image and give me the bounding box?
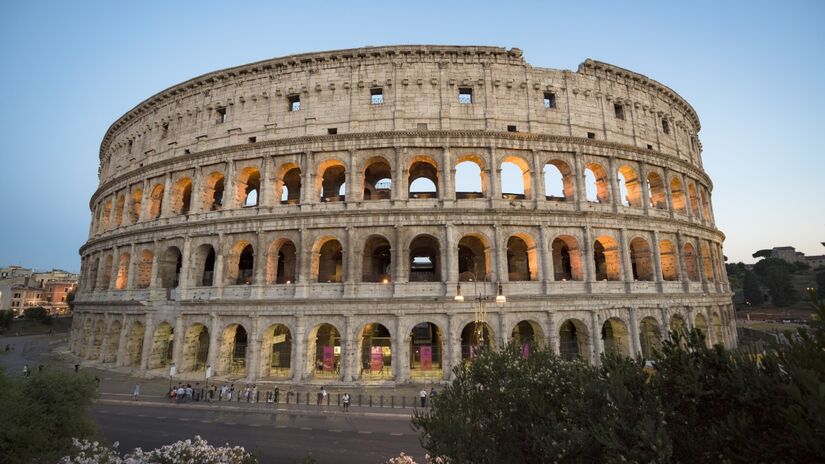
[0,309,13,329]
[816,270,825,294]
[753,258,798,306]
[0,369,98,463]
[23,306,48,321]
[743,270,764,306]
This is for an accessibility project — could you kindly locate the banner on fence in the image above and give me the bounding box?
[323,346,334,371]
[370,346,384,372]
[420,345,432,370]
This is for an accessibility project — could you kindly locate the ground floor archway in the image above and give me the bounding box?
[219,324,248,376]
[310,323,341,379]
[148,322,174,369]
[359,323,392,380]
[260,324,292,379]
[601,318,630,357]
[639,317,662,359]
[409,322,443,380]
[181,324,209,374]
[559,319,590,362]
[125,321,144,367]
[460,321,494,362]
[103,320,121,363]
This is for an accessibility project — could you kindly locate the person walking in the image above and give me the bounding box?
[22,364,30,378]
[342,392,351,412]
[419,389,427,408]
[133,383,140,401]
[429,387,437,405]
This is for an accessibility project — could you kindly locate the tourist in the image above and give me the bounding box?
[185,384,193,402]
[133,383,140,401]
[342,392,351,412]
[420,389,427,408]
[23,364,30,377]
[220,384,227,401]
[252,384,258,403]
[274,386,280,404]
[176,385,185,403]
[430,387,437,404]
[194,382,201,401]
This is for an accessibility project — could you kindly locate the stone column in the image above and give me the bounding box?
[696,237,709,292]
[214,234,225,298]
[392,146,403,202]
[397,148,409,201]
[686,306,695,330]
[246,316,261,381]
[639,161,650,213]
[344,226,356,297]
[531,149,545,208]
[190,166,203,214]
[547,313,558,353]
[161,173,173,217]
[607,156,620,212]
[494,224,507,282]
[224,160,236,209]
[295,229,310,298]
[139,178,151,222]
[539,225,552,291]
[590,310,602,366]
[345,150,356,203]
[441,146,454,202]
[253,232,265,287]
[342,316,355,382]
[628,307,642,356]
[651,231,664,290]
[291,317,307,382]
[259,157,274,208]
[206,314,221,375]
[140,315,155,370]
[116,315,129,367]
[445,223,457,286]
[583,226,595,285]
[619,228,634,283]
[179,237,192,298]
[446,314,459,380]
[393,225,406,284]
[108,246,120,290]
[149,240,160,289]
[573,152,585,210]
[659,305,671,341]
[127,244,137,290]
[301,151,315,205]
[663,166,674,217]
[172,315,185,372]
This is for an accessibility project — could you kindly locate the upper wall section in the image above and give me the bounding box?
[98,45,703,185]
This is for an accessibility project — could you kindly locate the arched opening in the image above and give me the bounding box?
[506,234,538,281]
[512,320,544,356]
[360,323,393,379]
[669,314,687,334]
[260,324,292,378]
[136,250,153,289]
[113,195,125,228]
[647,172,667,209]
[219,324,247,376]
[148,184,164,219]
[602,318,631,357]
[266,239,297,284]
[683,243,700,281]
[409,234,441,282]
[544,160,574,201]
[226,241,255,285]
[362,235,392,283]
[559,319,590,362]
[191,244,216,287]
[148,322,174,369]
[694,314,709,347]
[125,321,144,367]
[670,177,687,213]
[182,324,209,373]
[319,160,346,202]
[171,177,193,214]
[460,321,494,362]
[276,164,301,205]
[629,237,654,281]
[701,242,714,281]
[314,238,343,283]
[79,319,92,357]
[103,320,121,363]
[585,163,610,203]
[408,159,439,199]
[455,157,485,199]
[203,172,225,211]
[100,254,113,290]
[130,189,142,223]
[409,322,443,380]
[639,317,662,359]
[115,252,130,290]
[552,236,583,281]
[659,240,679,281]
[712,312,724,346]
[310,323,341,379]
[91,320,105,360]
[458,235,490,281]
[500,156,531,200]
[594,236,622,281]
[617,165,642,207]
[363,157,392,201]
[237,167,261,208]
[159,246,182,289]
[101,200,112,231]
[688,182,700,217]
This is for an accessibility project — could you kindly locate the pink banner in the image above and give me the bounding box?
[420,345,432,370]
[521,343,530,359]
[323,346,334,371]
[370,346,384,372]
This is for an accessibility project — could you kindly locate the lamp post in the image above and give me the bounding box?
[454,273,506,349]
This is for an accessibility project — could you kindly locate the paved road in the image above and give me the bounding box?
[92,402,425,463]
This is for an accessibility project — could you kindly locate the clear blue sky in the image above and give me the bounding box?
[1,0,823,272]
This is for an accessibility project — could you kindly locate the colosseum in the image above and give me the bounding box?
[70,45,735,385]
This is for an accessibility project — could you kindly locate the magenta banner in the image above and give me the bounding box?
[370,346,384,371]
[420,345,432,370]
[521,343,530,359]
[323,346,334,371]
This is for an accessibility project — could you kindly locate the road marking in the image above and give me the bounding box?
[275,425,287,429]
[225,422,237,425]
[201,420,212,424]
[178,418,190,422]
[390,432,404,436]
[137,414,146,418]
[358,431,373,435]
[300,427,313,431]
[156,416,166,420]
[328,429,342,433]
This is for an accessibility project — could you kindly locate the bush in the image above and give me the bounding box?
[61,436,258,464]
[0,309,13,329]
[23,306,48,321]
[816,270,825,294]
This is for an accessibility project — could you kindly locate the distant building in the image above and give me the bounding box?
[0,265,78,315]
[767,246,825,268]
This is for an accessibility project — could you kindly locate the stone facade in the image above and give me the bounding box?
[71,45,734,384]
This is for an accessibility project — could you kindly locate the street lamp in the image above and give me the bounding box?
[454,273,506,348]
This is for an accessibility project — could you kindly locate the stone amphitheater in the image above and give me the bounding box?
[70,45,735,385]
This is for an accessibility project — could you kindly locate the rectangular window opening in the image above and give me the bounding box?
[416,123,428,130]
[161,123,169,139]
[184,149,191,155]
[507,125,518,132]
[647,144,653,150]
[327,128,338,135]
[662,119,670,134]
[587,132,596,139]
[458,87,473,104]
[248,136,257,143]
[614,103,625,120]
[288,95,301,112]
[370,88,384,105]
[216,107,227,124]
[543,92,556,109]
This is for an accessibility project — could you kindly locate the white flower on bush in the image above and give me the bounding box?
[385,452,450,464]
[61,436,257,464]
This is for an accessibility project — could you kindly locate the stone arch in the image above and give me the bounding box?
[203,171,225,211]
[313,237,343,283]
[103,320,122,363]
[700,189,711,221]
[694,313,709,347]
[700,242,714,281]
[218,323,248,376]
[544,159,574,201]
[87,257,99,291]
[688,182,700,217]
[458,233,492,281]
[712,312,724,346]
[236,167,261,207]
[362,235,392,282]
[129,188,142,223]
[276,163,301,204]
[639,317,662,359]
[584,162,610,203]
[512,320,545,351]
[551,235,584,281]
[181,323,209,374]
[170,177,193,214]
[136,249,153,289]
[506,233,538,281]
[683,243,700,281]
[148,183,164,219]
[90,319,105,360]
[669,314,687,334]
[101,199,112,231]
[647,171,667,209]
[115,252,130,290]
[317,159,346,202]
[226,240,254,285]
[659,240,679,281]
[629,236,654,281]
[113,195,125,228]
[559,318,590,362]
[602,317,631,357]
[158,246,182,289]
[100,254,113,290]
[594,235,622,281]
[409,321,444,380]
[460,321,495,361]
[259,323,292,379]
[670,176,687,213]
[409,234,441,282]
[500,155,532,200]
[266,239,297,284]
[148,322,174,369]
[358,322,393,380]
[455,154,486,199]
[124,321,145,367]
[617,165,642,207]
[191,244,216,287]
[308,323,341,379]
[362,156,392,201]
[79,318,92,357]
[408,157,439,199]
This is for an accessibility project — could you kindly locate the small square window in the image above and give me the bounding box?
[458,87,473,104]
[160,122,169,139]
[662,119,670,134]
[216,107,227,124]
[587,132,596,139]
[327,128,338,135]
[288,95,301,112]
[507,125,517,132]
[370,88,384,105]
[647,144,653,150]
[184,149,191,155]
[417,123,428,130]
[248,137,257,143]
[127,140,133,153]
[543,92,556,109]
[614,103,625,120]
